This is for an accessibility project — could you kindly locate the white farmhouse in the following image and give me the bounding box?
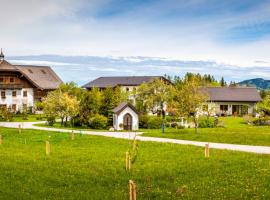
[0,50,62,112]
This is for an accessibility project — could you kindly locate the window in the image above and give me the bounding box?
[10,77,14,83]
[28,69,33,73]
[41,69,46,74]
[12,91,16,97]
[23,104,27,111]
[126,87,129,92]
[202,105,208,111]
[12,104,16,112]
[220,105,228,111]
[23,91,27,97]
[0,77,3,83]
[1,91,5,98]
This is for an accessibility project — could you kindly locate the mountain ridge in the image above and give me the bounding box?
[238,78,270,90]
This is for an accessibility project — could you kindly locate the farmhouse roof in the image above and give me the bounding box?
[82,76,169,88]
[112,102,138,115]
[206,87,261,102]
[0,58,63,90]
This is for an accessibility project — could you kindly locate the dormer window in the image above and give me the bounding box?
[28,69,33,73]
[41,69,46,74]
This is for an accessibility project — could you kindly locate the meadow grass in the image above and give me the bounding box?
[12,114,44,122]
[0,127,269,199]
[142,117,270,146]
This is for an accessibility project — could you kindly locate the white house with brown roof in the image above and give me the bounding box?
[0,51,62,112]
[203,87,261,116]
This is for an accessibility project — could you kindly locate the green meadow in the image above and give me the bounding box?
[0,127,269,199]
[143,117,270,146]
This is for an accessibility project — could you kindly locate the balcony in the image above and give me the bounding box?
[0,84,23,89]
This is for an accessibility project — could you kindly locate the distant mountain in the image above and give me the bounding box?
[238,78,270,90]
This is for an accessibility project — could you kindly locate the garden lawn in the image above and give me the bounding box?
[34,122,112,132]
[142,117,270,146]
[12,114,45,122]
[0,127,270,199]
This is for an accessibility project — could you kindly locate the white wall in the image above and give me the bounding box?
[0,88,34,111]
[113,107,139,131]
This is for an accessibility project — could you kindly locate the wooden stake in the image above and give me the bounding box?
[129,180,136,200]
[129,155,131,171]
[71,131,75,140]
[126,152,129,171]
[129,180,133,200]
[133,182,136,200]
[18,124,21,134]
[126,152,131,171]
[46,141,51,155]
[0,134,2,145]
[205,143,209,158]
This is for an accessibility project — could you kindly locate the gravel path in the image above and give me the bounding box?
[1,121,270,154]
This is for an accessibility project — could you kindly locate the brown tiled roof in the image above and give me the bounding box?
[0,60,19,71]
[0,59,63,90]
[205,87,261,102]
[112,102,138,115]
[83,76,168,88]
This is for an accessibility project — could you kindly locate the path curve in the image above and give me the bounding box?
[1,121,270,154]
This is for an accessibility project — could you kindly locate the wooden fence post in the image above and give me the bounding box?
[46,141,51,155]
[205,143,209,158]
[0,134,2,145]
[129,180,136,200]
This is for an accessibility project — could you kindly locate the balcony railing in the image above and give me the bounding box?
[0,84,23,89]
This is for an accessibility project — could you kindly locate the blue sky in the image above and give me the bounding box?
[1,0,270,85]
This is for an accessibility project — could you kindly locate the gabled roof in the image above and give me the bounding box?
[205,87,261,102]
[18,65,63,90]
[112,102,138,115]
[0,60,19,71]
[83,76,169,88]
[0,59,63,90]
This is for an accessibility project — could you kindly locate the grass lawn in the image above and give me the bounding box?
[12,114,45,122]
[34,122,93,131]
[142,117,270,146]
[0,127,270,199]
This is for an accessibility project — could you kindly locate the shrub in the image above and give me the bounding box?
[89,114,108,129]
[147,117,164,129]
[198,117,215,128]
[139,115,149,128]
[0,107,13,122]
[253,117,270,126]
[47,116,56,126]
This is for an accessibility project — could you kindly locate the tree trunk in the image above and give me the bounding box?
[61,117,64,126]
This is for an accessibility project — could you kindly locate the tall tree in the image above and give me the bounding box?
[171,76,208,133]
[136,78,173,132]
[220,77,226,87]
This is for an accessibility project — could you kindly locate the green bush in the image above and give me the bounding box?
[253,117,270,126]
[89,114,108,129]
[0,107,13,122]
[147,117,164,129]
[139,115,149,128]
[47,116,55,126]
[198,117,215,128]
